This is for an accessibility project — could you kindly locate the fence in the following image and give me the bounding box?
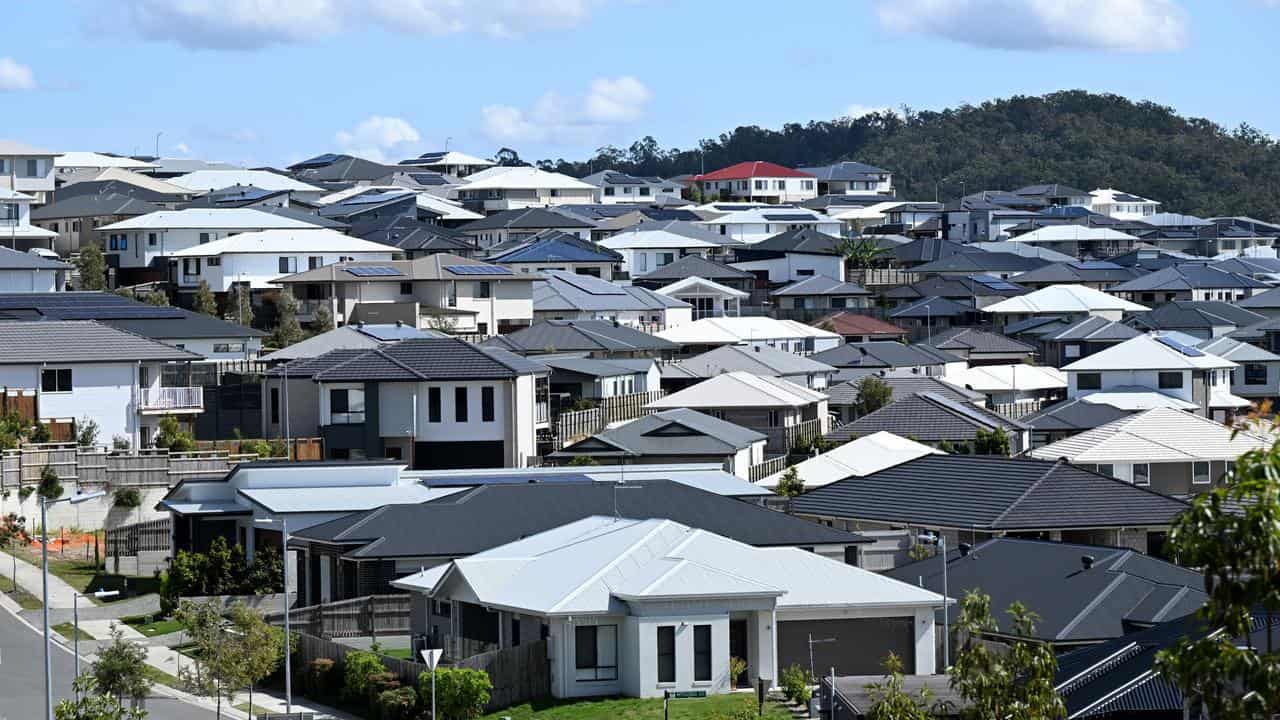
[761,418,824,454]
[263,594,411,639]
[105,517,171,556]
[848,268,918,288]
[746,455,789,483]
[991,399,1045,419]
[552,390,665,447]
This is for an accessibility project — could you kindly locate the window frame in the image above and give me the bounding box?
[1075,372,1102,391]
[574,625,618,681]
[1133,463,1150,486]
[427,387,441,423]
[40,368,73,393]
[693,624,712,682]
[481,386,495,422]
[1157,371,1183,390]
[1192,461,1211,485]
[454,386,468,422]
[656,625,676,684]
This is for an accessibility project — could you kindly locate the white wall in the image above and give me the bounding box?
[0,361,165,447]
[0,268,61,292]
[167,335,264,361]
[731,254,844,284]
[182,249,395,292]
[106,227,254,270]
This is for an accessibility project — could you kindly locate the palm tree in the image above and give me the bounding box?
[838,236,890,270]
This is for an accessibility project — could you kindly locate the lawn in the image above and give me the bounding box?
[40,557,161,602]
[52,622,94,642]
[481,694,794,719]
[0,575,43,609]
[233,702,275,716]
[122,614,184,638]
[142,665,183,691]
[380,647,413,660]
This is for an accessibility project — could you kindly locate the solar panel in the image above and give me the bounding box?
[346,266,404,277]
[1155,335,1205,357]
[443,265,513,276]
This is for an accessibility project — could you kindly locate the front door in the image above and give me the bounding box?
[729,619,749,688]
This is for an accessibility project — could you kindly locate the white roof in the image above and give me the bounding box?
[648,371,827,409]
[54,152,157,170]
[460,166,594,191]
[89,167,191,195]
[392,515,944,616]
[416,193,483,221]
[1091,188,1159,205]
[1063,334,1235,372]
[758,431,940,489]
[825,201,906,221]
[599,228,723,251]
[0,140,58,157]
[169,228,396,257]
[941,364,1066,393]
[407,151,494,168]
[655,316,839,345]
[1028,407,1270,463]
[1006,226,1141,244]
[985,284,1149,314]
[169,170,323,193]
[99,208,324,232]
[1079,391,1198,411]
[655,276,750,299]
[699,208,835,226]
[238,483,465,514]
[0,188,34,201]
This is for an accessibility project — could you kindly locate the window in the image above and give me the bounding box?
[1063,344,1081,359]
[775,180,786,190]
[1245,363,1268,386]
[639,187,651,196]
[329,388,365,424]
[308,256,323,270]
[1076,373,1102,390]
[636,253,648,272]
[270,388,280,424]
[400,282,413,295]
[199,232,210,244]
[603,187,615,196]
[575,625,618,681]
[1097,464,1114,477]
[1158,372,1183,389]
[478,281,491,299]
[481,386,495,422]
[1134,463,1150,486]
[768,410,780,426]
[802,180,815,190]
[428,387,441,423]
[657,626,676,684]
[694,625,711,682]
[23,159,38,177]
[622,186,633,194]
[41,368,72,393]
[212,342,245,354]
[207,257,221,267]
[117,235,127,250]
[447,282,457,307]
[148,233,158,247]
[278,257,297,274]
[455,387,468,422]
[796,269,815,277]
[1192,461,1211,485]
[657,253,674,267]
[753,180,765,191]
[182,258,201,276]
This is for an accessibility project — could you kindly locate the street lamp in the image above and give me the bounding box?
[255,516,292,714]
[917,532,949,670]
[74,589,119,698]
[43,490,105,720]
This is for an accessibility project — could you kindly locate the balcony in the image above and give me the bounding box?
[137,386,204,414]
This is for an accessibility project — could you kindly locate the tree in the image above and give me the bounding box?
[228,603,290,716]
[154,415,195,452]
[493,147,526,167]
[270,293,304,348]
[420,667,492,720]
[193,280,218,316]
[950,591,1065,720]
[91,625,152,709]
[776,466,805,498]
[230,285,253,327]
[55,676,148,720]
[38,463,63,501]
[141,289,169,306]
[312,302,335,332]
[76,244,108,291]
[867,652,934,720]
[1154,413,1280,719]
[176,599,245,719]
[838,236,890,270]
[0,512,30,554]
[854,375,894,417]
[567,455,599,466]
[973,428,1011,456]
[75,417,100,447]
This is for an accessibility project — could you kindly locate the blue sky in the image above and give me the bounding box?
[2,1,1276,168]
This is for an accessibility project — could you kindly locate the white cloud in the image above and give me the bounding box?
[335,116,422,163]
[173,142,191,155]
[0,57,36,91]
[876,0,1188,53]
[482,77,653,146]
[114,0,602,49]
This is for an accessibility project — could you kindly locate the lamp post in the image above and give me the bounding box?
[255,516,292,714]
[43,490,106,720]
[74,589,120,698]
[918,532,949,670]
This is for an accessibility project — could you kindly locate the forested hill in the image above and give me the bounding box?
[528,91,1280,220]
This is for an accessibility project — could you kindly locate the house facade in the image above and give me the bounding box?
[695,162,817,204]
[0,140,58,204]
[171,228,396,295]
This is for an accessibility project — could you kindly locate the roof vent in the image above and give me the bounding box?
[1082,555,1096,570]
[613,320,620,328]
[395,320,403,327]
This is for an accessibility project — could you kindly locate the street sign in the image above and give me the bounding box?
[421,648,443,671]
[671,691,707,698]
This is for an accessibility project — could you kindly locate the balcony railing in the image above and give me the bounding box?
[137,386,203,413]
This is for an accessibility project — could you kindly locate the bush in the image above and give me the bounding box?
[729,656,747,688]
[377,686,418,720]
[342,650,386,702]
[780,664,812,705]
[306,658,337,699]
[37,464,63,501]
[113,488,142,508]
[75,417,100,447]
[366,671,400,714]
[419,667,492,720]
[155,416,195,452]
[112,435,131,451]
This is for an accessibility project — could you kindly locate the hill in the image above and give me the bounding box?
[531,91,1280,220]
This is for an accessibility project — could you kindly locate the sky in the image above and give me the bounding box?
[1,0,1277,169]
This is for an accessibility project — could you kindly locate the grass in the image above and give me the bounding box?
[39,557,161,602]
[380,647,413,659]
[0,575,43,609]
[122,614,184,637]
[142,665,184,692]
[480,694,794,719]
[52,622,94,642]
[233,702,276,716]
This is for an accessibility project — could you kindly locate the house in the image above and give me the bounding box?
[289,478,868,602]
[791,454,1191,558]
[0,320,201,448]
[1130,300,1266,340]
[729,227,846,283]
[810,341,966,381]
[1090,188,1160,220]
[287,153,399,189]
[888,296,983,341]
[167,170,323,194]
[551,409,769,479]
[533,270,692,329]
[486,230,622,279]
[30,191,164,256]
[927,327,1036,365]
[481,319,676,359]
[814,312,907,343]
[260,323,444,363]
[541,356,659,407]
[0,189,59,253]
[984,284,1150,327]
[352,217,478,260]
[647,371,831,453]
[886,538,1205,649]
[883,275,1026,311]
[700,208,840,245]
[1021,397,1135,447]
[653,276,749,320]
[654,316,842,356]
[263,339,549,467]
[598,220,735,278]
[455,166,595,213]
[757,430,938,494]
[825,392,1032,454]
[0,140,59,203]
[271,253,534,336]
[770,276,871,314]
[1011,183,1093,208]
[695,161,817,204]
[458,207,595,249]
[134,157,241,179]
[1062,334,1246,419]
[797,161,893,197]
[908,251,1047,280]
[631,254,757,294]
[396,150,494,178]
[1009,261,1145,290]
[182,184,293,210]
[1199,336,1280,402]
[1028,407,1271,493]
[826,375,986,424]
[54,151,158,174]
[580,171,682,204]
[940,363,1067,412]
[1109,264,1269,304]
[1005,225,1143,257]
[663,344,837,391]
[1010,315,1142,368]
[56,171,191,207]
[0,246,68,292]
[393,515,946,698]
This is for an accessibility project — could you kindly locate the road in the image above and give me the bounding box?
[0,609,221,720]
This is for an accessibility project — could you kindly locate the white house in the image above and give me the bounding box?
[169,228,396,294]
[1005,225,1142,257]
[598,220,734,277]
[655,317,842,355]
[699,207,842,244]
[648,371,831,453]
[730,227,847,284]
[0,320,202,449]
[99,208,328,270]
[396,150,495,178]
[456,166,596,213]
[984,284,1150,327]
[798,161,894,197]
[0,188,59,252]
[654,276,748,320]
[941,363,1067,410]
[695,162,817,204]
[0,246,68,292]
[1090,188,1161,220]
[580,171,683,204]
[0,140,59,204]
[393,516,945,699]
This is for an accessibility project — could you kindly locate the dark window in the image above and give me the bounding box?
[400,282,413,295]
[694,625,711,682]
[481,386,495,422]
[478,281,491,298]
[574,625,617,681]
[428,387,441,423]
[199,232,210,244]
[657,626,676,683]
[455,387,468,422]
[1245,363,1268,386]
[796,269,815,277]
[1193,461,1211,485]
[1158,372,1183,389]
[41,368,72,393]
[511,618,520,646]
[308,256,323,270]
[148,233,157,246]
[1076,372,1102,390]
[330,388,349,413]
[270,388,280,423]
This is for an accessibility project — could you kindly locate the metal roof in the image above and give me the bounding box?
[487,230,621,264]
[535,271,688,313]
[673,344,835,378]
[555,408,766,457]
[770,275,870,297]
[811,341,962,369]
[648,371,828,409]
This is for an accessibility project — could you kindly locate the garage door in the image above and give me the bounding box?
[777,617,915,677]
[413,441,505,469]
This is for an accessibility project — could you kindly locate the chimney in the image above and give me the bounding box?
[1082,555,1096,570]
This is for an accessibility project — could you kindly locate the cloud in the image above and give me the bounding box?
[335,116,422,163]
[481,77,653,146]
[0,57,36,91]
[876,0,1188,53]
[173,142,191,155]
[113,0,601,50]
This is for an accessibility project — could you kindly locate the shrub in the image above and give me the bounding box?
[113,488,142,509]
[75,417,100,447]
[377,686,418,720]
[776,466,804,498]
[342,650,386,702]
[366,671,400,714]
[419,667,492,720]
[29,422,51,444]
[780,663,812,705]
[37,464,63,501]
[729,656,747,688]
[112,435,131,451]
[18,485,34,502]
[155,416,195,452]
[306,658,337,699]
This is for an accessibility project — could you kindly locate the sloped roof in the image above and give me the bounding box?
[0,246,69,270]
[1110,264,1269,292]
[888,295,974,319]
[598,220,729,250]
[825,375,985,407]
[98,207,323,231]
[1011,261,1145,285]
[556,409,766,457]
[300,338,547,382]
[943,363,1066,393]
[985,285,1150,314]
[1022,397,1134,433]
[654,276,750,299]
[825,392,1027,443]
[1037,315,1142,342]
[1198,335,1280,363]
[798,161,890,181]
[929,327,1036,355]
[696,161,812,181]
[758,431,939,489]
[813,312,906,337]
[261,324,444,362]
[1009,225,1142,244]
[461,207,594,232]
[811,341,961,369]
[169,228,393,257]
[746,227,843,255]
[910,252,1046,274]
[1029,407,1271,463]
[1131,301,1265,331]
[634,254,754,281]
[771,275,870,297]
[0,320,200,363]
[460,166,594,191]
[673,344,835,378]
[481,319,675,354]
[535,271,687,312]
[487,230,620,264]
[1063,334,1235,371]
[648,371,827,409]
[30,192,163,221]
[169,170,322,193]
[655,316,839,345]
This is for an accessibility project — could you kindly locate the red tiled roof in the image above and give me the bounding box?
[695,161,813,181]
[815,312,907,337]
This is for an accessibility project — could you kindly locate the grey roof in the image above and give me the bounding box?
[791,454,1191,531]
[30,192,164,221]
[1110,264,1269,292]
[480,319,676,354]
[534,271,689,313]
[555,408,767,457]
[1012,183,1090,198]
[487,229,621,264]
[293,339,548,382]
[0,247,69,270]
[797,161,890,181]
[1197,335,1280,363]
[101,309,267,340]
[1022,397,1135,432]
[674,344,835,378]
[910,252,1047,274]
[261,324,445,362]
[0,291,261,338]
[541,356,649,379]
[891,238,977,264]
[1131,301,1266,331]
[1036,315,1142,342]
[928,327,1036,355]
[811,341,963,369]
[885,274,1026,301]
[825,375,985,406]
[886,538,1205,642]
[291,478,866,559]
[353,216,474,251]
[265,348,370,379]
[0,320,200,363]
[460,207,593,232]
[632,254,754,281]
[256,205,350,229]
[825,392,1027,444]
[888,295,974,319]
[746,227,842,255]
[1011,261,1144,285]
[770,275,870,297]
[274,253,534,284]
